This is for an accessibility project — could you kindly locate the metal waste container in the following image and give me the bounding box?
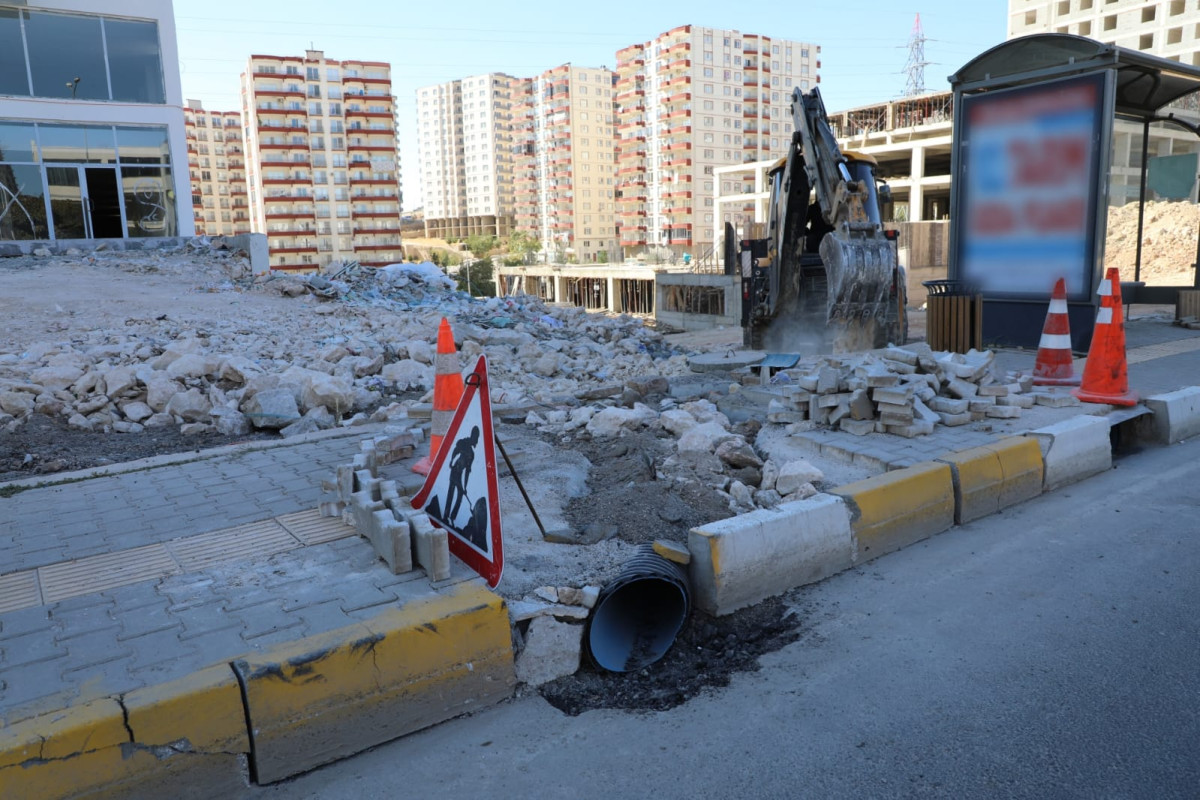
[923,280,982,354]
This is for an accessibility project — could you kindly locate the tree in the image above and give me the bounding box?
[456,256,495,297]
[507,230,541,260]
[464,234,498,259]
[596,249,608,264]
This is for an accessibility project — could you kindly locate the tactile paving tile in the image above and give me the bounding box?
[275,509,357,545]
[167,520,301,571]
[1126,337,1200,364]
[0,570,42,613]
[38,545,179,604]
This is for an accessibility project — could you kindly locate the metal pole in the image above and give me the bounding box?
[1134,118,1150,284]
[493,434,546,538]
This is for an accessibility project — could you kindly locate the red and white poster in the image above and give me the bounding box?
[411,355,503,588]
[958,72,1105,300]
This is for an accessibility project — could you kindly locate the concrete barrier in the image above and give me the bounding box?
[1138,386,1200,444]
[1024,415,1112,491]
[830,461,955,562]
[232,581,514,783]
[0,665,250,799]
[688,493,853,616]
[936,437,1044,524]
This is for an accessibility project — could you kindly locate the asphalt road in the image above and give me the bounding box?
[260,438,1200,799]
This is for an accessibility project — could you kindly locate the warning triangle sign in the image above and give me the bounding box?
[411,354,503,588]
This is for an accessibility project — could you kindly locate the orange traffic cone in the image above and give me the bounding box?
[413,318,464,475]
[1073,268,1138,407]
[1032,277,1080,386]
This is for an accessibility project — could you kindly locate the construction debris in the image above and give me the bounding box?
[0,242,693,440]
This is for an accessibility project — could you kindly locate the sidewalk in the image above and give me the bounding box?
[1,313,1197,795]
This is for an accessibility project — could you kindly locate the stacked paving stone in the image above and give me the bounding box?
[317,426,455,580]
[765,343,1074,438]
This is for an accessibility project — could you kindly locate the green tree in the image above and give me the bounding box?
[596,249,608,263]
[507,230,541,260]
[464,234,498,258]
[456,257,495,297]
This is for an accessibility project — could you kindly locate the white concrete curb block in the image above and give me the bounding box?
[689,493,853,616]
[1140,386,1200,444]
[1023,415,1112,491]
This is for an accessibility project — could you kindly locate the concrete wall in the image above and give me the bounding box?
[655,272,740,331]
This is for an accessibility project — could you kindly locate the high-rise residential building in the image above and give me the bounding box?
[1008,0,1200,64]
[614,25,818,257]
[511,64,619,263]
[183,100,250,237]
[241,49,403,272]
[417,73,517,240]
[1007,1,1200,203]
[0,0,193,243]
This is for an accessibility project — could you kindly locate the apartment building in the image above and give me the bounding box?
[0,0,192,242]
[241,49,403,271]
[614,25,817,258]
[1009,0,1200,62]
[183,100,250,237]
[1009,0,1200,202]
[417,73,517,240]
[511,64,619,263]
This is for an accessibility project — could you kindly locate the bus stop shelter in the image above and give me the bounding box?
[947,33,1200,351]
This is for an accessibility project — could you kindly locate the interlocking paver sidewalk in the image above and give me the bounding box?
[0,425,485,727]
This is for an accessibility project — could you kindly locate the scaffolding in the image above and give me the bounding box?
[615,278,655,315]
[661,285,726,316]
[566,277,608,310]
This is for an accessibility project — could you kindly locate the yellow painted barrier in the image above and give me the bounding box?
[0,665,250,800]
[937,437,1043,524]
[234,580,515,784]
[830,461,955,562]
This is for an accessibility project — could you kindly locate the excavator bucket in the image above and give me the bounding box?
[819,231,898,350]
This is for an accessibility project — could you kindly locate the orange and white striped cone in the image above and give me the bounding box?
[1032,277,1080,386]
[1073,268,1138,407]
[412,317,464,475]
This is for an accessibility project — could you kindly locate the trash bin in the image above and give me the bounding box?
[923,280,982,354]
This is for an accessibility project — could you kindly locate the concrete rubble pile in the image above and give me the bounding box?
[761,343,1079,438]
[0,243,694,438]
[527,394,827,515]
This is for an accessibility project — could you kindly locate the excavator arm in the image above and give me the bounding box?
[738,87,905,352]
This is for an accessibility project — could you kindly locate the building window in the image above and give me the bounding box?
[3,10,166,103]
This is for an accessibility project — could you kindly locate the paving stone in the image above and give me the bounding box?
[293,599,359,636]
[115,604,180,641]
[0,657,72,716]
[337,581,399,613]
[173,601,246,640]
[0,605,56,638]
[51,604,119,639]
[1,630,68,668]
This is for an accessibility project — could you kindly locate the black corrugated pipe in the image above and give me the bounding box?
[585,544,691,672]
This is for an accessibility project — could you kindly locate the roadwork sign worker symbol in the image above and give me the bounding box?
[412,355,504,587]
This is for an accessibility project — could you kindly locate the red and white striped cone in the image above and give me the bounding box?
[413,318,464,475]
[1073,268,1138,407]
[1032,277,1080,386]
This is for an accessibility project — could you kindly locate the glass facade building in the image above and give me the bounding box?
[0,2,191,242]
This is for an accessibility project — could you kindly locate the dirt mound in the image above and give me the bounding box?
[1106,200,1199,285]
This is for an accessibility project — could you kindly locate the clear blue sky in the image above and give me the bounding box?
[173,0,1010,209]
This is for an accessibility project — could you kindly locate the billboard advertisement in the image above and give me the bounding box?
[957,72,1107,301]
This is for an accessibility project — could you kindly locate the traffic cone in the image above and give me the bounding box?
[1032,277,1080,386]
[1073,268,1138,407]
[413,318,464,475]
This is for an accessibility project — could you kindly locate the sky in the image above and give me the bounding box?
[173,0,1011,210]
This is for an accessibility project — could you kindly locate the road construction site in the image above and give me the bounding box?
[1,240,1199,796]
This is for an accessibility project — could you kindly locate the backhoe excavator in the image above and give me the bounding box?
[736,87,907,352]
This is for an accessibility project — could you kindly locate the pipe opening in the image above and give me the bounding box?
[586,547,690,673]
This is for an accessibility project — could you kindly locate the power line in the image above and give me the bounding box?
[903,13,930,96]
